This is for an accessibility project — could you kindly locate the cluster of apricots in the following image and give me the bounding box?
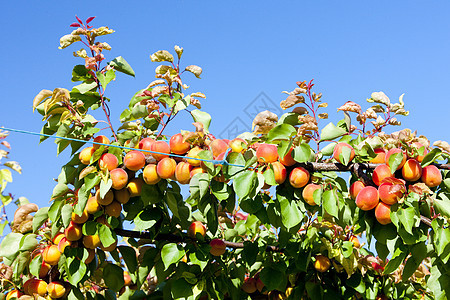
[187,221,227,257]
[341,142,443,225]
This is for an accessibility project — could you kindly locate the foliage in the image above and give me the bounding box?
[1,16,450,300]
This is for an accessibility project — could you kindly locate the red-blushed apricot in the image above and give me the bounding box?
[256,143,278,163]
[96,215,111,228]
[150,141,170,161]
[280,147,296,166]
[83,235,101,249]
[370,148,386,164]
[124,150,146,171]
[289,167,310,188]
[402,159,422,182]
[27,278,48,296]
[209,139,229,158]
[210,239,226,256]
[79,147,95,165]
[85,248,96,264]
[169,133,191,155]
[385,148,407,170]
[349,235,360,248]
[64,221,82,241]
[95,189,114,206]
[114,188,130,204]
[314,255,331,273]
[186,146,203,167]
[99,153,119,171]
[138,137,155,155]
[105,201,122,218]
[175,162,193,184]
[241,278,257,294]
[71,209,89,224]
[378,182,404,205]
[52,232,65,245]
[375,202,392,225]
[100,240,118,252]
[156,157,177,179]
[86,196,101,215]
[271,161,287,185]
[350,181,365,200]
[23,279,33,295]
[42,245,61,266]
[333,143,355,165]
[302,183,321,206]
[372,164,393,186]
[93,135,110,150]
[229,138,247,153]
[110,168,129,190]
[47,281,66,298]
[188,221,206,238]
[6,289,23,300]
[124,271,132,286]
[421,165,442,188]
[355,186,379,211]
[127,178,144,197]
[190,167,206,178]
[58,237,71,253]
[412,142,428,162]
[39,260,51,279]
[143,164,161,185]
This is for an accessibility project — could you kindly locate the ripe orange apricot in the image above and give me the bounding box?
[124,271,132,286]
[190,167,206,178]
[350,181,365,200]
[127,178,144,197]
[100,240,118,252]
[124,150,146,171]
[349,235,360,248]
[314,255,331,273]
[289,167,310,188]
[280,147,296,166]
[95,189,114,206]
[47,281,66,298]
[186,146,203,167]
[85,248,96,264]
[79,146,95,165]
[188,221,206,238]
[6,289,23,300]
[86,196,101,214]
[271,161,287,185]
[241,278,257,294]
[52,232,65,245]
[370,148,386,164]
[42,245,61,266]
[209,139,229,158]
[110,168,129,190]
[58,237,71,253]
[105,201,122,218]
[421,165,442,188]
[175,162,193,184]
[83,235,101,249]
[402,159,422,182]
[71,209,89,224]
[138,137,155,155]
[302,183,321,206]
[169,133,191,155]
[378,182,404,205]
[27,278,48,296]
[39,261,51,279]
[355,186,379,211]
[256,143,278,163]
[150,140,170,161]
[114,188,130,204]
[375,202,392,225]
[210,239,226,256]
[156,157,177,179]
[372,164,393,186]
[385,148,407,170]
[99,153,119,171]
[143,164,161,185]
[229,138,247,153]
[333,142,355,165]
[64,221,82,241]
[93,135,110,150]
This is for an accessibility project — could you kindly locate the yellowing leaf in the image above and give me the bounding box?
[146,80,166,89]
[73,49,88,58]
[174,45,183,59]
[150,50,174,63]
[185,65,202,78]
[59,34,82,49]
[32,90,52,112]
[91,27,115,37]
[4,161,22,174]
[190,92,206,99]
[318,113,328,119]
[318,103,328,108]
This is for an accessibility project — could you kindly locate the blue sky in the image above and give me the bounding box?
[1,1,450,222]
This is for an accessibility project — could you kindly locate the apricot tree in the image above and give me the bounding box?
[1,17,450,300]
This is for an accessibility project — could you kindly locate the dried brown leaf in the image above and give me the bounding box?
[252,111,278,134]
[146,80,166,89]
[13,203,38,233]
[292,107,308,115]
[318,103,328,108]
[337,101,361,114]
[190,92,206,99]
[280,95,305,110]
[433,140,450,154]
[318,113,328,119]
[185,65,202,79]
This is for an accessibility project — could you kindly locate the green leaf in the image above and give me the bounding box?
[191,110,211,132]
[421,148,442,167]
[0,232,23,261]
[32,207,49,233]
[397,206,417,235]
[61,204,73,228]
[233,170,256,200]
[52,183,69,198]
[109,56,135,77]
[387,152,404,174]
[97,69,116,89]
[134,208,160,231]
[293,143,312,163]
[20,234,38,251]
[29,254,42,278]
[435,194,450,218]
[98,224,116,248]
[103,263,125,292]
[338,145,352,166]
[242,241,259,267]
[266,124,296,142]
[383,246,408,274]
[322,189,339,218]
[278,196,303,230]
[73,81,98,94]
[171,278,193,299]
[161,243,185,270]
[100,179,113,199]
[320,122,347,141]
[260,265,287,291]
[320,142,337,156]
[118,246,138,274]
[48,199,64,223]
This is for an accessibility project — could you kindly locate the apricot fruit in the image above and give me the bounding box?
[138,137,155,155]
[369,148,386,164]
[114,188,130,204]
[271,161,287,185]
[241,278,257,294]
[26,278,48,296]
[150,140,170,161]
[333,142,355,165]
[143,164,160,185]
[6,290,23,300]
[105,200,122,218]
[83,235,101,249]
[302,183,321,206]
[210,239,226,256]
[350,181,365,200]
[95,189,114,206]
[42,245,61,266]
[175,162,193,184]
[71,209,89,224]
[385,148,406,170]
[378,182,404,205]
[412,142,428,162]
[188,221,206,238]
[47,281,66,298]
[100,240,118,252]
[355,186,379,211]
[375,202,392,225]
[229,138,247,153]
[52,232,65,245]
[127,178,144,197]
[85,248,96,264]
[372,164,393,186]
[124,150,146,171]
[402,159,422,182]
[96,215,110,228]
[169,133,191,155]
[58,237,71,253]
[93,135,110,150]
[124,271,132,286]
[186,146,203,167]
[156,157,177,179]
[190,167,206,177]
[39,261,51,279]
[79,146,95,165]
[64,221,82,241]
[99,153,119,171]
[289,167,310,188]
[256,143,278,163]
[86,196,101,215]
[110,168,129,190]
[349,235,360,248]
[209,139,229,158]
[280,147,296,166]
[314,255,331,273]
[421,165,442,188]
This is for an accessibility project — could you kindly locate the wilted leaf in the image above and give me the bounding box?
[4,161,22,174]
[91,26,115,37]
[174,45,183,59]
[73,49,88,58]
[318,113,328,119]
[433,140,450,154]
[150,50,174,63]
[13,203,38,233]
[146,80,165,89]
[368,91,390,106]
[32,90,52,112]
[337,101,361,114]
[292,107,308,115]
[318,103,328,108]
[59,34,82,49]
[185,65,202,78]
[252,110,278,134]
[190,92,206,99]
[280,95,305,110]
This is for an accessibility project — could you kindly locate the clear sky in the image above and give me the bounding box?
[1,1,450,222]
